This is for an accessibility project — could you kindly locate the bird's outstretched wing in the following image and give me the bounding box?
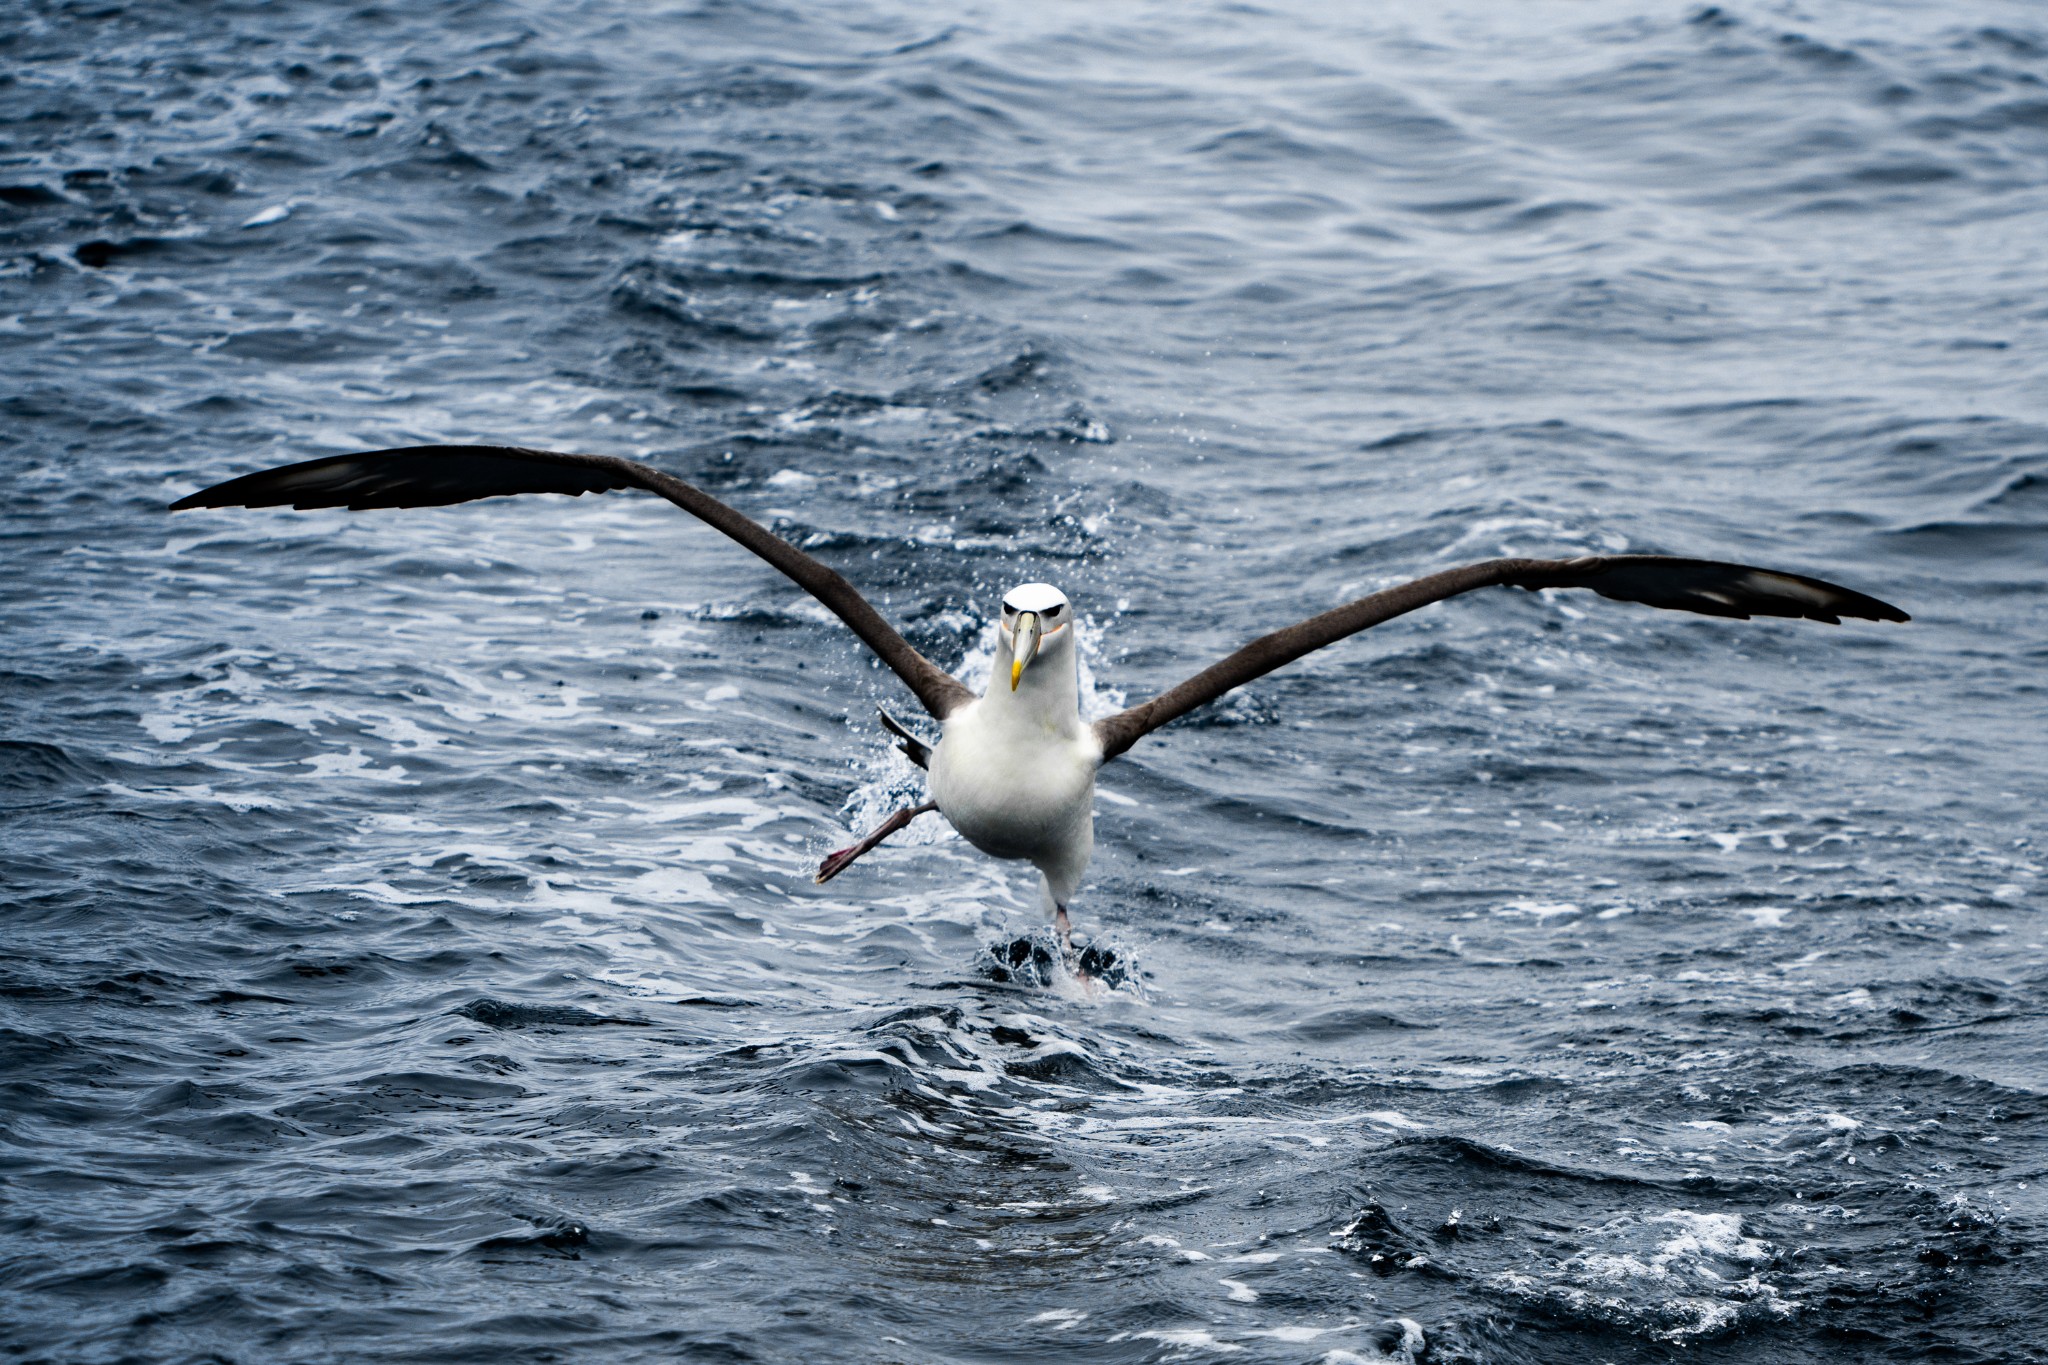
[1093,555,1908,762]
[170,444,976,720]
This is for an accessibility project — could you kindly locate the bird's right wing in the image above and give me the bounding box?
[171,444,977,721]
[1093,554,1908,762]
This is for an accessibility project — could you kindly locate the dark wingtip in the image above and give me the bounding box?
[165,446,636,514]
[168,484,252,511]
[1770,570,1908,626]
[1576,558,1911,629]
[1826,591,1910,625]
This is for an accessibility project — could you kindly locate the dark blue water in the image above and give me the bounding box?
[4,1,2045,1360]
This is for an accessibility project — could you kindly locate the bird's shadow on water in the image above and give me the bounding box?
[972,925,1143,997]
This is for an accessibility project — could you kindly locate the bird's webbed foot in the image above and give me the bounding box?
[1054,907,1127,991]
[1055,903,1104,989]
[814,801,937,884]
[814,843,865,885]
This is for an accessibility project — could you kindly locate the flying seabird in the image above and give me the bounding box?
[172,445,1909,947]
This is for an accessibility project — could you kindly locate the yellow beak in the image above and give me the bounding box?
[1009,611,1041,691]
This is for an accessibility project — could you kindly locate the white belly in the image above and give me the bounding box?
[929,703,1097,867]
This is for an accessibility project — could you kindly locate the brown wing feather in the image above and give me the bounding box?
[171,444,976,720]
[1094,554,1907,761]
[168,445,638,511]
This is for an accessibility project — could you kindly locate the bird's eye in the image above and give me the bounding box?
[1045,605,1062,618]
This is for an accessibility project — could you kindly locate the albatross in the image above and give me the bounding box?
[173,444,1909,946]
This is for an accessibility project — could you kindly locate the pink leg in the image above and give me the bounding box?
[1055,904,1073,950]
[815,802,937,884]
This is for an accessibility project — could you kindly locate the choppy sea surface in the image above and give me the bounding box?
[5,0,2046,1359]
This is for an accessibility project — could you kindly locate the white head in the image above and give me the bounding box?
[998,582,1073,692]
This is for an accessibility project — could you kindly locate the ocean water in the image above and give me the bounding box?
[3,0,2045,1360]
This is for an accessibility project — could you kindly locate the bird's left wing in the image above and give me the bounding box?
[1093,554,1908,762]
[171,444,976,720]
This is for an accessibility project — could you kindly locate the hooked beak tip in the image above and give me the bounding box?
[1010,660,1023,690]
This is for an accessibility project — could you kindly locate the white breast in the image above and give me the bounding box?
[929,697,1097,863]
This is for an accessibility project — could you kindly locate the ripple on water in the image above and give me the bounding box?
[3,0,2046,1361]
